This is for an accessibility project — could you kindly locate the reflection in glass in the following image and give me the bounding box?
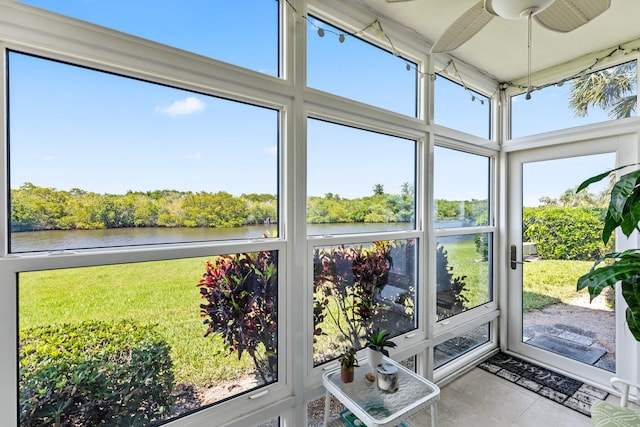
[436,234,492,321]
[434,75,490,139]
[19,0,280,76]
[512,60,637,138]
[307,119,416,235]
[9,53,279,252]
[313,239,417,366]
[434,324,489,369]
[19,251,278,425]
[307,17,417,116]
[434,146,489,229]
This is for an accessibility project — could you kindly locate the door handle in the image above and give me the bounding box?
[510,245,526,269]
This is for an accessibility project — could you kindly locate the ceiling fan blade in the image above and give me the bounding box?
[534,0,611,32]
[431,1,495,53]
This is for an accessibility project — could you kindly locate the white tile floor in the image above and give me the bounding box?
[405,368,591,426]
[321,367,639,427]
[404,368,639,427]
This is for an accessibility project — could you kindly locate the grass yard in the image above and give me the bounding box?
[440,239,596,312]
[19,242,594,390]
[522,259,595,311]
[18,257,254,387]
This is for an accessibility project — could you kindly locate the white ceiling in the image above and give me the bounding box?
[355,0,640,83]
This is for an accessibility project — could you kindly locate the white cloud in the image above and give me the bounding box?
[156,96,205,117]
[187,152,203,160]
[264,146,277,156]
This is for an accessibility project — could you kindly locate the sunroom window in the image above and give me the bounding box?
[434,75,491,139]
[306,16,418,117]
[433,146,493,321]
[17,0,280,77]
[511,60,637,138]
[8,52,279,253]
[312,238,418,366]
[18,251,280,425]
[307,119,416,235]
[434,323,490,369]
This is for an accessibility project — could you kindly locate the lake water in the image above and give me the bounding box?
[11,220,474,253]
[11,223,413,253]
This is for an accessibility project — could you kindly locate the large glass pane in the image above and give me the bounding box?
[8,52,279,252]
[18,251,278,425]
[434,324,489,369]
[18,0,280,77]
[522,154,616,372]
[511,60,637,138]
[307,17,417,116]
[307,119,416,235]
[436,234,492,320]
[434,75,490,139]
[434,146,489,229]
[312,239,417,366]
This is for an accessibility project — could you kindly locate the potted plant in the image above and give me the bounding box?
[576,164,640,341]
[364,327,397,369]
[339,347,359,383]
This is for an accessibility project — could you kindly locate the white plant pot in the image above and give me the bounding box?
[366,347,383,369]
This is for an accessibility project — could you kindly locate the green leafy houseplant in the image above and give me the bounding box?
[576,164,640,340]
[339,347,359,383]
[365,327,397,357]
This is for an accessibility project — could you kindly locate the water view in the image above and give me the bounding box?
[11,222,418,253]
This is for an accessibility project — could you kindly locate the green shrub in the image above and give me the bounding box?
[198,251,278,384]
[523,206,609,261]
[436,243,469,319]
[474,212,489,260]
[20,320,174,426]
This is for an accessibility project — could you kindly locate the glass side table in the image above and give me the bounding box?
[322,357,440,427]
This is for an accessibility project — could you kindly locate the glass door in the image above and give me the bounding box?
[507,142,618,384]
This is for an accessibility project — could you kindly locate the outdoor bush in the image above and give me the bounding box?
[474,212,489,260]
[198,250,278,384]
[523,206,610,260]
[436,243,469,319]
[313,242,392,350]
[20,320,174,426]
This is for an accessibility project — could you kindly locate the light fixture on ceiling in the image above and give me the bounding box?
[427,0,611,99]
[485,0,554,19]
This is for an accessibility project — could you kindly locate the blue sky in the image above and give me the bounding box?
[11,0,627,202]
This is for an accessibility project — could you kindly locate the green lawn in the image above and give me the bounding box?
[522,259,595,310]
[440,239,596,312]
[20,244,594,388]
[18,258,254,387]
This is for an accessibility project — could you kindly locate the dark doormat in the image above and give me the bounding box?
[479,352,608,416]
[526,334,606,365]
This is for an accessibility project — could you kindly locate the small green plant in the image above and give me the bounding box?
[364,327,397,357]
[576,164,640,341]
[339,347,359,369]
[19,320,174,426]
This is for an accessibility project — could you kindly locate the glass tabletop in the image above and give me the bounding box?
[323,358,440,426]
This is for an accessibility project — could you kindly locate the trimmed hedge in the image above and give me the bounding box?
[523,206,610,261]
[20,320,174,426]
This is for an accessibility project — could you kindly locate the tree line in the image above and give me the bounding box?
[11,182,490,232]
